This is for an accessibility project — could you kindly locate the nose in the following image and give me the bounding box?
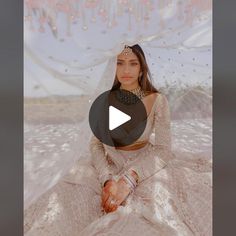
[124,64,130,73]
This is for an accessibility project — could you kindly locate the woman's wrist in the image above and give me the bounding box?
[103,171,139,190]
[119,176,133,194]
[103,179,111,187]
[120,171,139,193]
[128,169,139,183]
[103,175,119,187]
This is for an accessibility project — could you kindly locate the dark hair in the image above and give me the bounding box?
[111,44,159,94]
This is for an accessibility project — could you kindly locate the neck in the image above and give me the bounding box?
[120,83,140,91]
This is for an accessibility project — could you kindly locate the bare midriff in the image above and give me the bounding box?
[115,140,148,151]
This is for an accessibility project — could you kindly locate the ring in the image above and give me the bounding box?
[109,196,118,206]
[110,200,116,205]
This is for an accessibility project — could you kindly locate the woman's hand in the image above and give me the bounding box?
[101,178,131,213]
[101,179,117,213]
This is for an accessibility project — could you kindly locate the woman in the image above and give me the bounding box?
[24,45,212,236]
[97,44,170,214]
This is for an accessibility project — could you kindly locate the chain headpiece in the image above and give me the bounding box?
[121,45,133,56]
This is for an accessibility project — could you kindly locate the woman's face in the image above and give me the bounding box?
[116,51,141,88]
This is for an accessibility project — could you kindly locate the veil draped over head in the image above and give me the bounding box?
[24,0,212,209]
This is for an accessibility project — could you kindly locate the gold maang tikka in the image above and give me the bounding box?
[121,45,133,56]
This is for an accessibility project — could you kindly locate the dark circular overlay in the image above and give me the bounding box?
[89,89,147,147]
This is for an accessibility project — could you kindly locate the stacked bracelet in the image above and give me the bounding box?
[103,171,139,194]
[123,172,138,193]
[127,169,139,183]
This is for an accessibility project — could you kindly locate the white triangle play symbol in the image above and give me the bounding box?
[109,106,131,131]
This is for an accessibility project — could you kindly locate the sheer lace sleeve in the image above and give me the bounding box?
[126,93,173,183]
[90,135,112,186]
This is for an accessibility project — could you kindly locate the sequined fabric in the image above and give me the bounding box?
[24,93,212,236]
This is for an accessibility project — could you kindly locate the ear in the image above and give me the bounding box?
[139,72,143,77]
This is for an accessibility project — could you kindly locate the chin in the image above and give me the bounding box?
[120,81,132,85]
[119,79,137,86]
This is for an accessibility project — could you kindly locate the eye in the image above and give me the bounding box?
[131,62,138,66]
[117,62,123,65]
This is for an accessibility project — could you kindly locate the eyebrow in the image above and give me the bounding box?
[117,59,139,62]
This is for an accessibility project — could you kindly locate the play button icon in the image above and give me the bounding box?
[109,106,131,130]
[89,89,147,147]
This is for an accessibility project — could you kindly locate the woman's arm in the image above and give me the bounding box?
[90,135,113,186]
[125,94,173,183]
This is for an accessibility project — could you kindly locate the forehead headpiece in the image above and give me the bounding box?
[121,45,133,56]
